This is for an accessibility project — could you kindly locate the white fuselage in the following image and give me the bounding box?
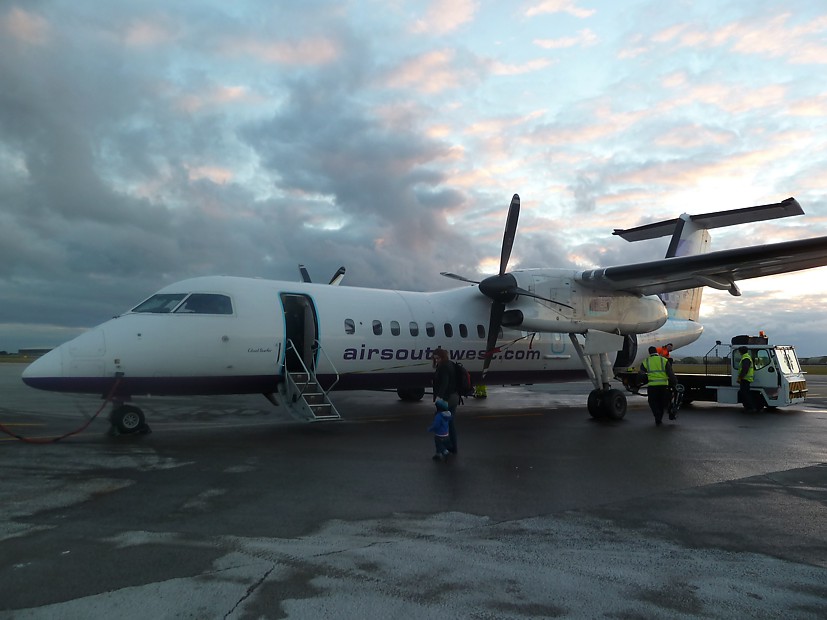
[22,272,702,397]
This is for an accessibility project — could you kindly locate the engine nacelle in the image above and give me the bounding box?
[504,291,667,335]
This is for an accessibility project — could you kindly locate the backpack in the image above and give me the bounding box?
[453,361,473,403]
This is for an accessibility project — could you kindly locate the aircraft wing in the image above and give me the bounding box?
[577,235,827,296]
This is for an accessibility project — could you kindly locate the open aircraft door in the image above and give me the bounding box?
[279,293,320,374]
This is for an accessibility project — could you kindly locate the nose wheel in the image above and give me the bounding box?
[109,404,151,435]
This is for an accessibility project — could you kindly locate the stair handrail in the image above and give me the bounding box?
[284,339,314,400]
[311,339,340,395]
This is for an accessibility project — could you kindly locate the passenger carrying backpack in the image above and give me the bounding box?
[453,361,474,403]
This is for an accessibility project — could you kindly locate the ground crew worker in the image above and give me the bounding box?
[639,346,677,425]
[656,343,674,367]
[737,346,757,412]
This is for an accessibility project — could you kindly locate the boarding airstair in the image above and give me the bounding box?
[276,340,341,422]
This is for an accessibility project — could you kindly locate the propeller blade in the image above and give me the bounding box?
[499,194,520,275]
[440,272,480,284]
[482,302,505,376]
[299,264,312,283]
[328,266,346,286]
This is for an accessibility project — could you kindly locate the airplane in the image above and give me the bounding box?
[21,194,827,435]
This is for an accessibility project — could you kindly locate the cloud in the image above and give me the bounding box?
[382,49,485,94]
[534,28,597,50]
[122,17,179,47]
[490,57,554,76]
[412,0,479,36]
[525,1,596,19]
[652,12,827,65]
[1,7,50,45]
[220,35,343,66]
[1,0,827,358]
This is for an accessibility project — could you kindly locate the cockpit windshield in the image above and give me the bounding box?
[174,293,233,314]
[131,293,233,315]
[131,293,187,313]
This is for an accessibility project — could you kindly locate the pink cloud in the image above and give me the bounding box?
[384,49,475,94]
[652,12,827,65]
[174,85,260,113]
[186,164,234,185]
[412,0,479,36]
[684,83,787,115]
[221,36,341,66]
[654,125,734,149]
[123,18,177,47]
[1,7,49,45]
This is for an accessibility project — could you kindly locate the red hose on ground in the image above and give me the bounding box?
[0,378,122,444]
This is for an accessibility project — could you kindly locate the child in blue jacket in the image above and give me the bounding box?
[428,399,452,461]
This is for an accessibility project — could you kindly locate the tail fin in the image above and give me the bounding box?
[613,198,803,321]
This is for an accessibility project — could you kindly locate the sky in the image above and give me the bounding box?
[1,0,827,357]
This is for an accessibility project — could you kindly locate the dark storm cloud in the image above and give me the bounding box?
[239,68,480,290]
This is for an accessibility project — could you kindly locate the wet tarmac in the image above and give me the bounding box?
[1,363,826,619]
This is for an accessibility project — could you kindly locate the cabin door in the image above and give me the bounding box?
[279,293,319,373]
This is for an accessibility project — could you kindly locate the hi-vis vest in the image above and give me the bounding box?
[739,352,754,382]
[642,354,669,386]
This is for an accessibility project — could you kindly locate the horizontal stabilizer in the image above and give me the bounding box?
[613,197,802,242]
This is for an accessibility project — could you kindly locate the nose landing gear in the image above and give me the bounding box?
[109,404,151,435]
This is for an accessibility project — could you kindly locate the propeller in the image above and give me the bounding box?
[440,194,573,377]
[298,264,346,285]
[478,194,521,376]
[328,266,346,286]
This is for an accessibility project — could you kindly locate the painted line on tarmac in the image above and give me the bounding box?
[476,412,544,419]
[352,411,545,424]
[1,435,58,442]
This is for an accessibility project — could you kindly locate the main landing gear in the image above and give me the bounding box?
[587,387,627,420]
[570,333,627,420]
[397,387,425,402]
[109,403,151,436]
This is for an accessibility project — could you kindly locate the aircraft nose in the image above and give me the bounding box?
[21,347,64,389]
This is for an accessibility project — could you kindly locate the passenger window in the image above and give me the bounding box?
[344,318,355,335]
[477,324,486,338]
[459,324,468,338]
[373,320,383,336]
[409,322,419,337]
[132,293,187,313]
[426,322,435,337]
[391,321,400,336]
[444,323,453,337]
[174,293,233,314]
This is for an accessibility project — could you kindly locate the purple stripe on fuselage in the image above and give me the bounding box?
[22,368,589,397]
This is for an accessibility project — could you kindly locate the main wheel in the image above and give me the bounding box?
[602,389,627,420]
[110,405,145,434]
[396,387,425,402]
[587,389,604,418]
